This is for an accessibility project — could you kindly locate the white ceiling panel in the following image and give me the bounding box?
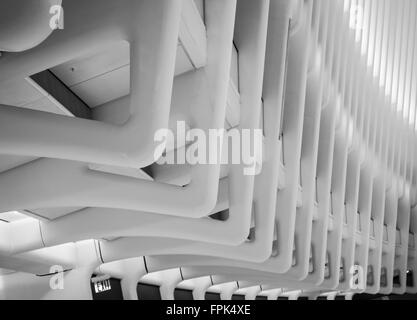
[70,65,130,108]
[51,43,194,109]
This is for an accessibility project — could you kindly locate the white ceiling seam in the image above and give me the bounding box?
[0,0,184,169]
